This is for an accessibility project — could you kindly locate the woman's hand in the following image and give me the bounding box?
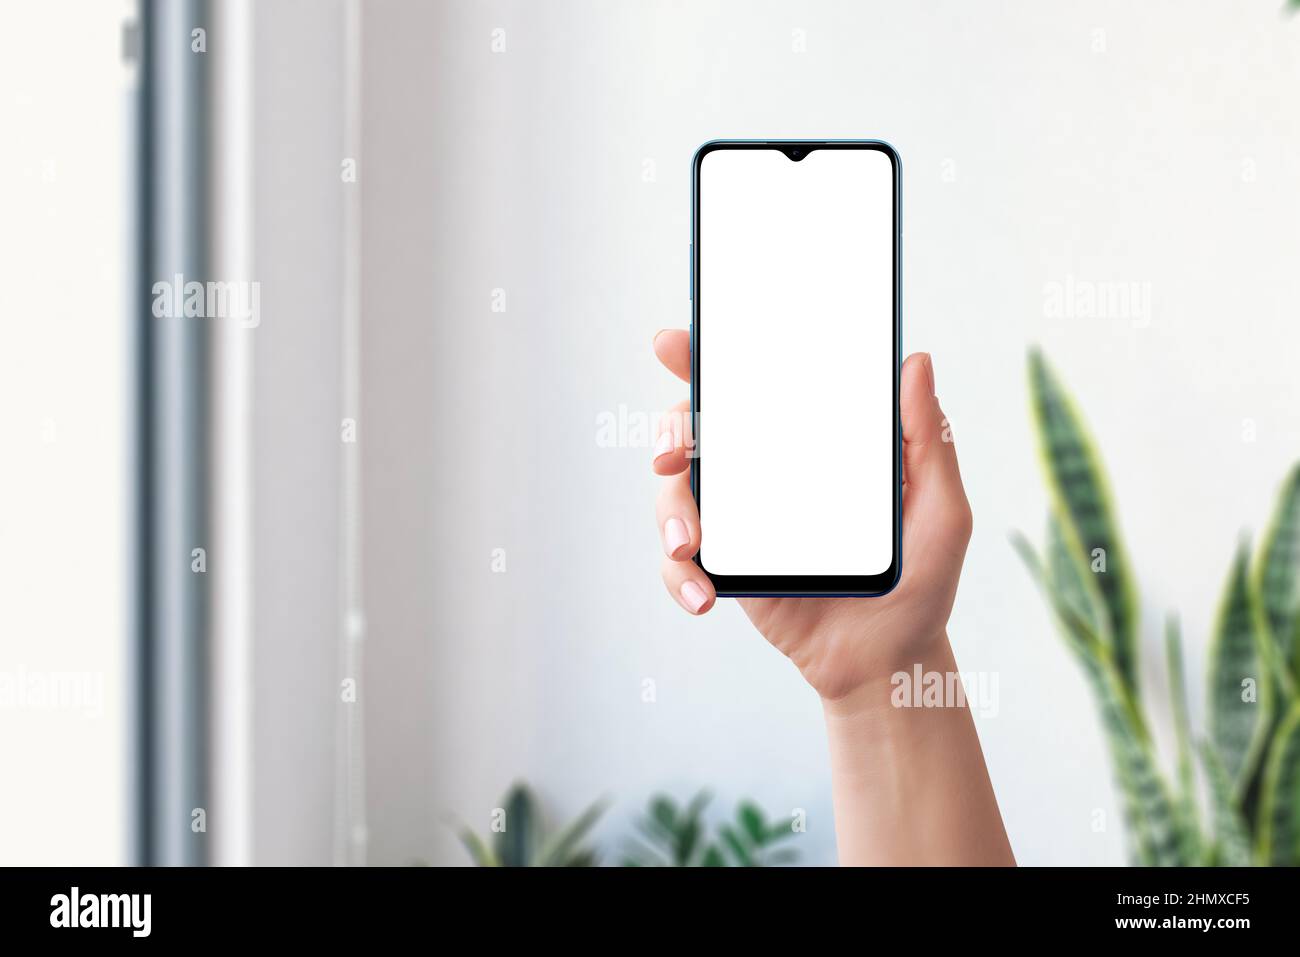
[653,330,1014,865]
[652,329,973,702]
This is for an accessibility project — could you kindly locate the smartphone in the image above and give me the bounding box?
[690,140,901,597]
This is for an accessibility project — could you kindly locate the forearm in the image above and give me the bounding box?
[822,634,1015,866]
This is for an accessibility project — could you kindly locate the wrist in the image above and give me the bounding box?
[817,631,1016,866]
[820,632,957,722]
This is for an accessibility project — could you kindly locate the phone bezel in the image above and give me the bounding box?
[690,139,902,597]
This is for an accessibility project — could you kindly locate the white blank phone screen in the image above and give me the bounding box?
[698,147,894,577]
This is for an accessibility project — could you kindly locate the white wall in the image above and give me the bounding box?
[360,0,1300,866]
[251,0,349,865]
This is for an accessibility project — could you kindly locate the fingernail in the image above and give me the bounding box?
[923,354,935,396]
[654,431,674,460]
[653,329,667,346]
[664,517,690,557]
[680,580,709,613]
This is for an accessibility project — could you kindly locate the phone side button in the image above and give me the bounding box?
[689,243,693,300]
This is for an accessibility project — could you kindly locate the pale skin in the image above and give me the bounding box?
[652,330,1015,866]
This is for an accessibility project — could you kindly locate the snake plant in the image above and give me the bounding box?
[457,782,607,866]
[1015,348,1300,865]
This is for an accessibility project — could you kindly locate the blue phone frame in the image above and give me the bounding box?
[689,139,903,597]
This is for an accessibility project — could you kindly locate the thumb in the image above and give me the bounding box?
[900,352,961,492]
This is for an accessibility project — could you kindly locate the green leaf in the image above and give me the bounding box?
[1046,512,1111,660]
[1081,650,1185,865]
[1253,464,1300,691]
[620,836,667,868]
[495,783,539,867]
[649,795,679,834]
[677,791,711,865]
[700,845,727,867]
[633,818,671,845]
[458,826,499,867]
[1013,528,1092,657]
[738,802,767,845]
[1258,702,1300,866]
[1208,540,1275,799]
[625,791,712,867]
[718,825,754,867]
[537,797,607,867]
[1017,530,1183,864]
[1027,348,1140,695]
[1017,521,1140,733]
[766,821,797,843]
[1164,614,1201,863]
[676,819,700,866]
[685,790,712,820]
[1198,742,1252,867]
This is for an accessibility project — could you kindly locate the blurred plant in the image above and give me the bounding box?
[621,791,799,867]
[1014,348,1300,866]
[457,782,606,866]
[715,799,801,866]
[622,791,724,866]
